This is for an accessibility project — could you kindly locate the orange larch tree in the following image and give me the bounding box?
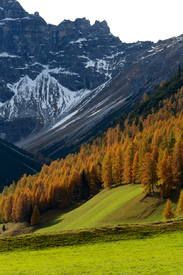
[124,142,135,183]
[102,150,113,187]
[132,150,140,183]
[89,163,101,192]
[176,190,183,216]
[4,194,13,222]
[163,199,175,220]
[159,148,173,197]
[142,152,158,194]
[46,184,55,208]
[31,205,41,225]
[11,189,20,221]
[0,196,6,222]
[152,144,159,163]
[173,139,183,187]
[15,192,25,222]
[112,145,123,185]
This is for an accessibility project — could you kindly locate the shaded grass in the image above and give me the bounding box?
[101,192,165,225]
[1,220,183,252]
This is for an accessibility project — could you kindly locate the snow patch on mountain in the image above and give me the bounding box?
[0,70,92,125]
[0,52,20,58]
[52,110,79,130]
[49,67,79,76]
[70,38,87,44]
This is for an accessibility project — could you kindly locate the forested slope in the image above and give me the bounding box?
[1,68,183,225]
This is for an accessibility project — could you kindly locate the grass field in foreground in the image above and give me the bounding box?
[1,230,183,275]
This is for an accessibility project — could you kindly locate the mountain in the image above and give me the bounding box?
[0,0,183,158]
[0,138,42,190]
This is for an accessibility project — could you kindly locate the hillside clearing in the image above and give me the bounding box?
[0,184,179,238]
[36,184,173,234]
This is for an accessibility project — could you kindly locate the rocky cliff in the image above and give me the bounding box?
[0,0,183,158]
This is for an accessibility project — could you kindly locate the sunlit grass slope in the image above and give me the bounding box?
[37,184,171,234]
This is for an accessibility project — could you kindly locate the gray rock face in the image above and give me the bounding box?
[0,0,183,157]
[0,0,28,20]
[0,0,127,142]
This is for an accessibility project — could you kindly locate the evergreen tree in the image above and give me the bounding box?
[1,211,5,224]
[90,163,101,190]
[80,169,90,200]
[39,193,46,213]
[68,171,81,201]
[139,121,143,132]
[91,182,98,196]
[27,204,34,224]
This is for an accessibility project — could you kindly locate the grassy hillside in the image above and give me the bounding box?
[36,184,177,234]
[0,138,42,190]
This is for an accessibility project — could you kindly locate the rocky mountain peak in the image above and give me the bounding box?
[0,0,28,20]
[0,1,183,158]
[73,17,91,30]
[92,20,110,32]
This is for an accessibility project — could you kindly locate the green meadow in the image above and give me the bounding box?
[37,184,173,233]
[0,184,182,274]
[1,230,183,274]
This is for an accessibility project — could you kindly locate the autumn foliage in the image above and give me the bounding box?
[31,205,41,225]
[163,199,175,220]
[176,190,183,216]
[1,83,183,223]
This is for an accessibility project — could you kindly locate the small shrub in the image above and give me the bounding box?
[163,199,175,220]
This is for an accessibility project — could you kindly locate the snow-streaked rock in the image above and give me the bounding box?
[1,1,183,157]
